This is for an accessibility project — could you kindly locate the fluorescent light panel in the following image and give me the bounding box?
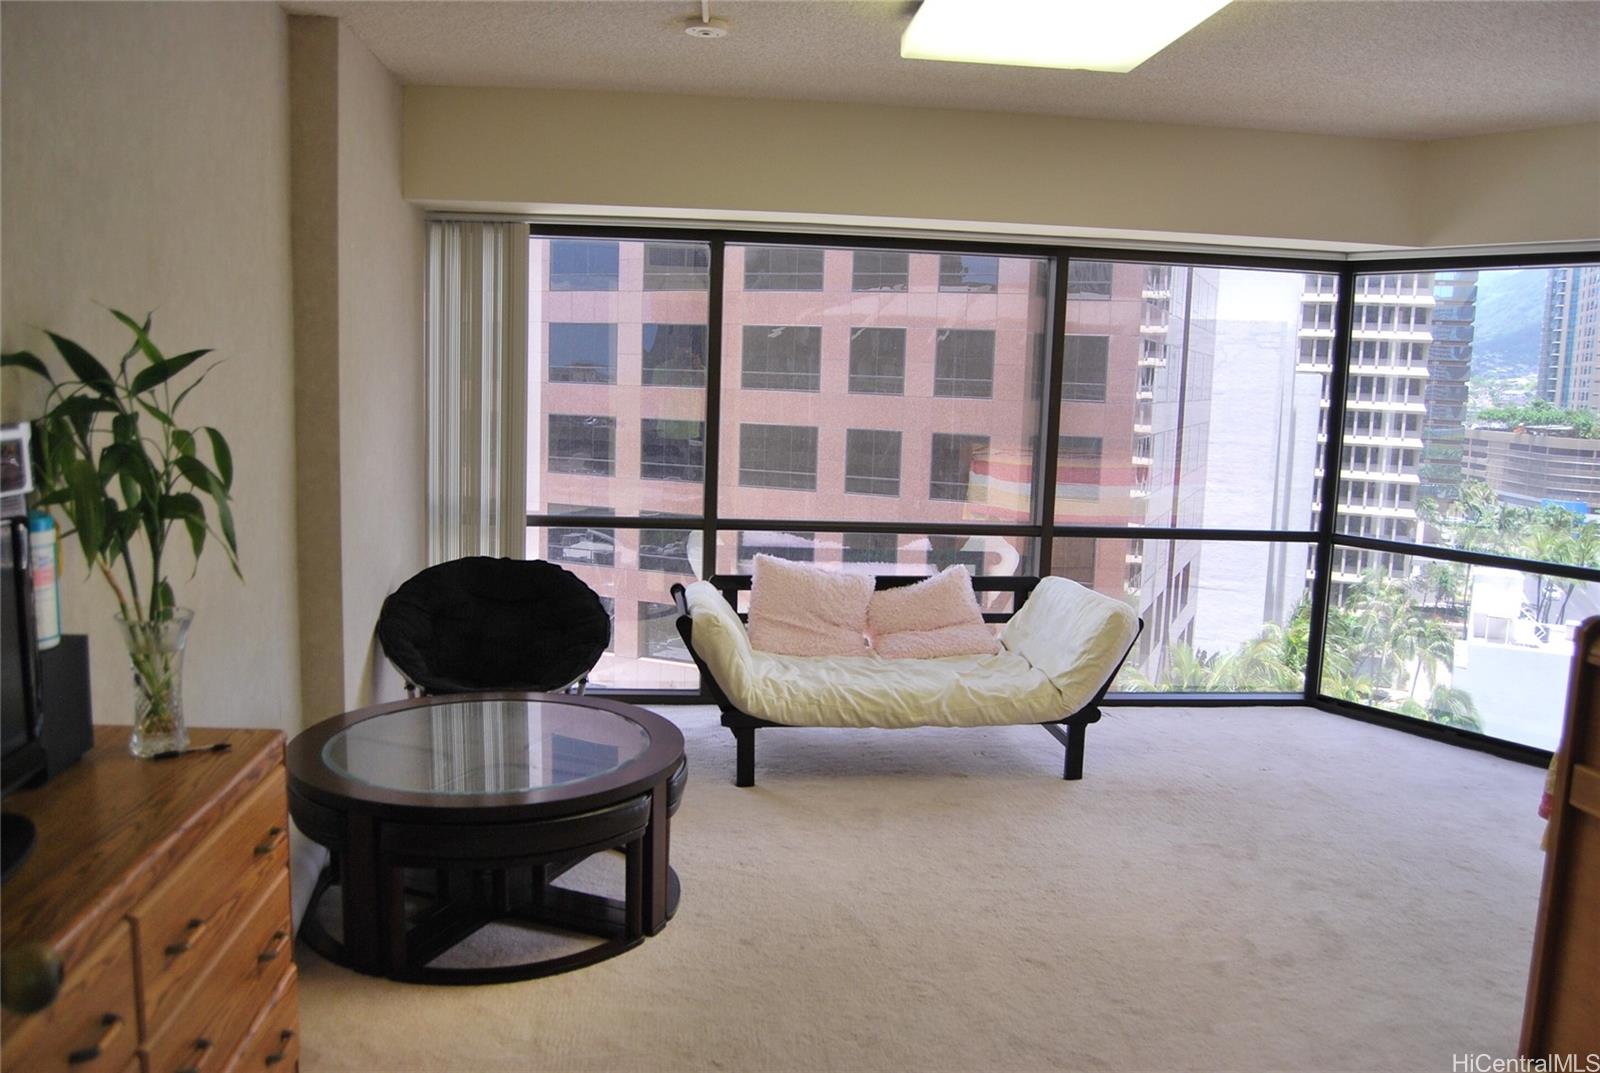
[901,0,1233,73]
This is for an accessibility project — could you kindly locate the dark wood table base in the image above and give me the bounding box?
[298,853,681,985]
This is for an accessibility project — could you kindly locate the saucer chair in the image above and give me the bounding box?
[376,557,611,695]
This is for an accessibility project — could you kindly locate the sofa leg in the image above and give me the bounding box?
[1062,722,1086,781]
[732,727,755,787]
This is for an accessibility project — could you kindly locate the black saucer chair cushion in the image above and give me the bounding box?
[377,557,611,694]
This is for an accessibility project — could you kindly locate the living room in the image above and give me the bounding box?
[1,2,1597,1071]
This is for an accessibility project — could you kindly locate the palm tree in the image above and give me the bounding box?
[1424,686,1483,733]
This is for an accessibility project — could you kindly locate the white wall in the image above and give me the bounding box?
[2,2,301,733]
[402,85,1600,249]
[334,24,427,709]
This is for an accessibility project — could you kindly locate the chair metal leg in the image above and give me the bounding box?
[732,727,755,787]
[1063,721,1086,781]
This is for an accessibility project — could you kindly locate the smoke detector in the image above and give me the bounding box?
[684,2,729,38]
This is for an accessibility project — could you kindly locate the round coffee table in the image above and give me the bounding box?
[286,692,686,984]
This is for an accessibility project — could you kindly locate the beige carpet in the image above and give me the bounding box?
[297,704,1547,1073]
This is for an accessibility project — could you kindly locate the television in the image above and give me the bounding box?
[1,422,46,879]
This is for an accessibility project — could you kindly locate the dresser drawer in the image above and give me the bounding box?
[144,871,293,1073]
[223,966,298,1073]
[132,768,289,1039]
[4,921,138,1073]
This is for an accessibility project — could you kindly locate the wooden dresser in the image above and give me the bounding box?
[2,727,299,1073]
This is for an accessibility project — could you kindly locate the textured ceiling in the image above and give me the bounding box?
[287,0,1600,140]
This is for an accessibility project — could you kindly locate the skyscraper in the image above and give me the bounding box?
[1538,266,1600,411]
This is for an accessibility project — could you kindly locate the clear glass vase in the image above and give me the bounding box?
[117,609,194,758]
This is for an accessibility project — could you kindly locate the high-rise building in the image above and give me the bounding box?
[1299,271,1469,589]
[525,239,1221,689]
[1538,266,1600,411]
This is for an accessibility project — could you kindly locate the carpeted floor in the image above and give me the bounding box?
[296,704,1547,1073]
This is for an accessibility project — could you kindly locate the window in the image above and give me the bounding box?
[1066,260,1113,298]
[847,328,906,395]
[641,324,706,387]
[736,531,816,567]
[547,415,615,476]
[744,247,824,291]
[639,529,694,574]
[1058,436,1102,500]
[547,323,616,384]
[637,602,689,662]
[548,240,619,291]
[643,242,709,291]
[1052,539,1097,586]
[547,524,615,567]
[739,424,818,490]
[934,329,995,398]
[928,536,984,574]
[844,429,902,497]
[930,433,988,501]
[640,419,705,483]
[843,532,898,564]
[851,250,909,292]
[938,255,998,292]
[1062,336,1109,402]
[742,326,821,392]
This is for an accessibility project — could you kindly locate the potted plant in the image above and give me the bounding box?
[3,311,239,757]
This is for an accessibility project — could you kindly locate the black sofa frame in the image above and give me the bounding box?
[671,575,1143,787]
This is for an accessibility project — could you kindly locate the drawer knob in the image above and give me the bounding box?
[254,826,287,857]
[66,1011,122,1065]
[164,917,210,958]
[1,942,63,1013]
[264,1029,295,1066]
[257,930,290,963]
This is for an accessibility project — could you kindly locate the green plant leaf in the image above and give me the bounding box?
[170,361,222,413]
[173,429,196,458]
[46,332,118,399]
[135,397,174,427]
[1,350,53,380]
[174,454,219,493]
[129,348,209,395]
[203,427,233,490]
[183,515,206,564]
[67,458,104,565]
[110,309,164,366]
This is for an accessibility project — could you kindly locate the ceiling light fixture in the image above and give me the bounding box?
[685,0,729,39]
[901,0,1232,73]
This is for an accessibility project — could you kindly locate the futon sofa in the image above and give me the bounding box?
[671,574,1142,786]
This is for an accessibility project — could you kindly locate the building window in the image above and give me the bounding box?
[548,240,619,291]
[547,415,615,476]
[744,247,824,291]
[844,429,902,497]
[1058,436,1102,500]
[639,530,694,574]
[938,255,998,292]
[638,601,689,661]
[737,531,816,567]
[1062,336,1109,402]
[742,326,822,392]
[641,324,707,387]
[546,522,615,567]
[934,329,995,398]
[643,242,708,291]
[930,433,989,501]
[843,532,898,565]
[1066,260,1113,298]
[547,323,616,384]
[640,419,705,482]
[928,536,984,574]
[848,327,906,395]
[739,424,818,490]
[851,250,909,292]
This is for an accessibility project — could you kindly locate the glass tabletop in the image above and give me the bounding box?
[322,698,654,796]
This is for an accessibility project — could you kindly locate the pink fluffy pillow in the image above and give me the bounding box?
[747,554,873,657]
[867,566,1000,659]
